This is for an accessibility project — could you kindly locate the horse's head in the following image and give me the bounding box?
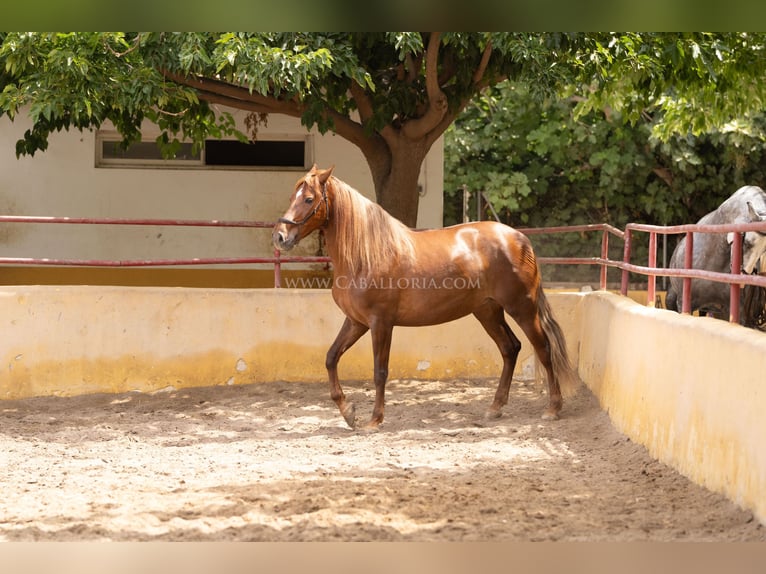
[272,164,334,251]
[741,200,766,273]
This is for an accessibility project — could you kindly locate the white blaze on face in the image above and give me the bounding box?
[743,230,766,273]
[742,204,766,273]
[295,184,304,200]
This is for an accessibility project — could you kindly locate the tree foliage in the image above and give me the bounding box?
[0,32,577,225]
[444,79,766,283]
[4,32,766,228]
[570,33,766,140]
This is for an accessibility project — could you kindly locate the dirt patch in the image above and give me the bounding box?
[0,378,762,541]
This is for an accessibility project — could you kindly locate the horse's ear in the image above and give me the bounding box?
[746,201,764,221]
[318,165,335,185]
[309,163,318,173]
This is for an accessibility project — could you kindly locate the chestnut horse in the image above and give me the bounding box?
[273,165,579,429]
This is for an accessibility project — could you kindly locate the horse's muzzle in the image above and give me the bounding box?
[272,225,297,252]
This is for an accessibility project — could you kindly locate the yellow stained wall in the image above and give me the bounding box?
[578,290,766,526]
[0,286,581,400]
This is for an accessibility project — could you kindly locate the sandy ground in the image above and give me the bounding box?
[0,377,762,541]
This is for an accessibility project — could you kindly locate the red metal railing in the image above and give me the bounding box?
[519,223,625,291]
[619,221,766,323]
[1,215,765,322]
[0,215,331,288]
[520,220,766,324]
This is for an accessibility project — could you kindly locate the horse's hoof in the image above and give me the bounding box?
[342,404,357,429]
[360,421,381,434]
[484,408,502,420]
[541,410,560,421]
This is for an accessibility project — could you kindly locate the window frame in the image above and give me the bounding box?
[95,131,314,171]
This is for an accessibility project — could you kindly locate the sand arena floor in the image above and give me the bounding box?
[0,377,762,541]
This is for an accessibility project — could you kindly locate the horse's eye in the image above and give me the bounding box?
[305,196,314,205]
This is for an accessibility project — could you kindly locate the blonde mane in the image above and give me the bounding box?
[330,178,415,276]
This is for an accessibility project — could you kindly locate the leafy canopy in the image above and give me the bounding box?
[4,32,766,229]
[445,79,766,283]
[0,32,569,155]
[570,33,766,140]
[4,32,766,156]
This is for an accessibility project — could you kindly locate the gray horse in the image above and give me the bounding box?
[665,185,766,321]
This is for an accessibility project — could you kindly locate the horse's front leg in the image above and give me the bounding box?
[367,320,394,430]
[326,317,369,429]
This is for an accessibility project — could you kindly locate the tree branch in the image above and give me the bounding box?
[349,80,375,125]
[161,69,304,116]
[406,52,422,84]
[347,78,400,159]
[473,39,493,85]
[401,32,449,141]
[163,67,382,157]
[190,90,282,114]
[323,105,379,151]
[425,106,460,151]
[422,87,484,151]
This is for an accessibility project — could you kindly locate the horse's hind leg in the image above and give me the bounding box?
[498,293,564,420]
[326,317,369,429]
[513,312,562,420]
[473,302,522,419]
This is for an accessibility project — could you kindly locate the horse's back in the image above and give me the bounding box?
[715,185,766,220]
[418,221,534,272]
[433,220,541,296]
[406,220,538,290]
[433,220,531,252]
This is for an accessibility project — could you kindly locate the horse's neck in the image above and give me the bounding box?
[322,183,407,276]
[322,185,352,273]
[321,221,347,272]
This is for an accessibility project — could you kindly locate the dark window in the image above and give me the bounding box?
[97,131,309,170]
[101,140,200,162]
[204,140,305,167]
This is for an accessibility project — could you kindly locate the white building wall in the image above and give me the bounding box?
[0,107,443,269]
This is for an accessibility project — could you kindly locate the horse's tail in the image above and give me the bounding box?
[535,284,580,398]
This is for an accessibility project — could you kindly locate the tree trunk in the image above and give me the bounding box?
[366,139,428,228]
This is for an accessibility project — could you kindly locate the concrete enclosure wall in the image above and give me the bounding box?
[1,285,764,524]
[0,286,581,400]
[577,291,766,526]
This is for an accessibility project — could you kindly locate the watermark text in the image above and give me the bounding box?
[283,275,481,290]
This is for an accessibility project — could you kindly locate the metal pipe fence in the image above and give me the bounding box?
[0,215,330,288]
[1,215,765,322]
[521,220,766,324]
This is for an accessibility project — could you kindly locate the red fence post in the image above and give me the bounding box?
[600,229,609,290]
[621,228,632,296]
[682,231,693,314]
[647,231,657,307]
[730,232,743,324]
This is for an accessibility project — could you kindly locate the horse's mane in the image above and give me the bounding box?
[330,177,415,276]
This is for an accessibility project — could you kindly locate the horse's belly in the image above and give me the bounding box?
[393,290,483,326]
[394,307,472,327]
[331,283,482,327]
